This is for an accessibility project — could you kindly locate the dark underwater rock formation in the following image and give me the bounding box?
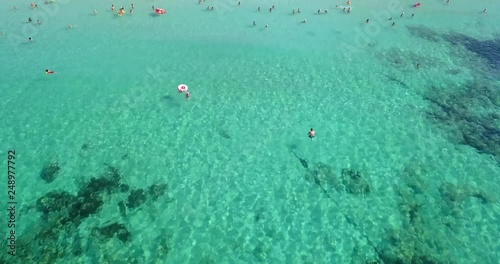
[439,182,495,206]
[124,183,171,210]
[30,165,126,262]
[118,201,127,217]
[36,191,77,215]
[40,162,61,183]
[127,189,147,209]
[340,168,371,195]
[308,162,338,190]
[11,164,174,263]
[443,34,500,71]
[92,223,131,243]
[406,25,441,42]
[406,25,500,72]
[149,183,168,201]
[424,80,500,159]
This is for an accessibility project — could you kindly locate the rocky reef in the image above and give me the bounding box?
[407,25,500,72]
[2,164,171,264]
[340,168,371,195]
[304,162,371,196]
[374,163,455,264]
[438,182,496,219]
[40,162,61,183]
[423,79,500,161]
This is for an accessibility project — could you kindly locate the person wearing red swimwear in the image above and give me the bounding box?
[308,128,316,140]
[45,69,56,74]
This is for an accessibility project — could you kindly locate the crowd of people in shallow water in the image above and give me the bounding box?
[2,0,492,140]
[7,0,491,43]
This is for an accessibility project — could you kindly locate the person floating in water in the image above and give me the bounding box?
[308,128,316,140]
[45,69,56,74]
[185,92,191,100]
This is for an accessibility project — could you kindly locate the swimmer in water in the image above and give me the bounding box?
[325,9,328,14]
[318,9,322,14]
[111,5,115,11]
[412,13,414,17]
[400,12,404,17]
[258,7,261,11]
[93,10,98,15]
[28,17,32,23]
[37,20,41,25]
[303,19,307,23]
[366,18,370,23]
[238,1,240,6]
[29,37,32,42]
[392,22,395,26]
[131,4,134,9]
[308,128,316,139]
[297,8,301,13]
[265,24,269,28]
[253,21,256,26]
[45,69,56,74]
[186,92,191,100]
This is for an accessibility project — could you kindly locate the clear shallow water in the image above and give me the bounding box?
[1,0,499,263]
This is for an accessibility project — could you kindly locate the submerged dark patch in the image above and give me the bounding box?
[406,25,500,72]
[92,223,131,243]
[40,162,61,183]
[444,34,500,71]
[424,80,500,160]
[406,25,441,42]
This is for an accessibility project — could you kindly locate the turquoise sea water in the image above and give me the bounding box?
[1,0,499,263]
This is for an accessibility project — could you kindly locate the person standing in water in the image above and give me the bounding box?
[308,128,316,140]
